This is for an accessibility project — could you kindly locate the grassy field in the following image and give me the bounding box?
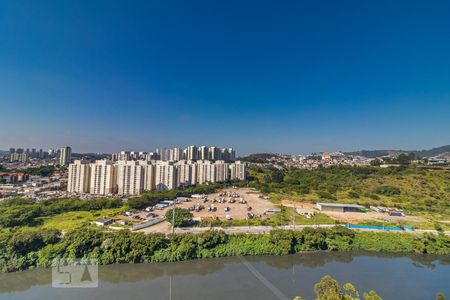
[38,208,126,231]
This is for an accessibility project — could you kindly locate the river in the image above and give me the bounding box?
[0,251,449,300]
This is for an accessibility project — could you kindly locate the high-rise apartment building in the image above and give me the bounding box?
[155,161,177,191]
[59,146,72,166]
[116,160,145,195]
[139,160,156,191]
[89,160,116,195]
[198,146,209,161]
[214,160,230,182]
[67,160,91,193]
[113,151,148,161]
[196,160,213,184]
[9,148,28,162]
[228,148,236,161]
[175,160,193,187]
[208,146,221,161]
[186,145,198,161]
[220,148,236,161]
[230,161,246,180]
[173,147,182,161]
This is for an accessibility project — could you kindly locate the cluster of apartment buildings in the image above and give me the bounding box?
[112,145,236,162]
[8,147,66,163]
[68,159,246,196]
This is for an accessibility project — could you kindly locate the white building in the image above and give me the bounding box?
[173,147,183,161]
[67,160,91,193]
[89,160,116,195]
[139,160,156,191]
[155,161,177,191]
[175,160,193,187]
[198,146,209,161]
[59,146,72,166]
[214,160,230,182]
[208,146,221,161]
[196,160,213,184]
[67,157,246,196]
[186,145,198,161]
[116,160,145,195]
[230,161,246,180]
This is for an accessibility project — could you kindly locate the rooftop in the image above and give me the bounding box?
[317,203,365,209]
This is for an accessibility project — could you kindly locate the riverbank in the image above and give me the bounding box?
[1,226,450,273]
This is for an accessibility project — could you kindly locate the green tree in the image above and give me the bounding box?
[312,275,382,300]
[314,275,343,300]
[370,159,382,166]
[271,170,285,183]
[396,153,415,165]
[343,283,359,299]
[437,292,447,300]
[348,190,360,199]
[166,208,193,227]
[364,290,383,300]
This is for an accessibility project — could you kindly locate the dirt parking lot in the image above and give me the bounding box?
[152,187,276,221]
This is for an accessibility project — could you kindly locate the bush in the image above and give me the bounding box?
[374,185,401,196]
[348,191,360,199]
[1,226,450,273]
[317,191,337,200]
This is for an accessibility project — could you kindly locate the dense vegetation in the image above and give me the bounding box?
[246,165,450,218]
[1,226,450,273]
[0,198,122,228]
[22,165,56,177]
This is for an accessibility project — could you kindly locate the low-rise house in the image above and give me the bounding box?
[94,217,113,226]
[316,202,365,213]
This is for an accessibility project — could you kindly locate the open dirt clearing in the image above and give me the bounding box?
[281,200,427,224]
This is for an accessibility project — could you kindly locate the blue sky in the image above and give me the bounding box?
[1,0,449,155]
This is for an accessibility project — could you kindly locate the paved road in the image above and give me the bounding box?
[140,224,450,236]
[173,224,336,234]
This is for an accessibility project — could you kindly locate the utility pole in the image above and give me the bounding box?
[294,203,296,229]
[172,202,176,234]
[292,204,296,229]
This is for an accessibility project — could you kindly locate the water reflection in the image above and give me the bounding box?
[0,251,449,295]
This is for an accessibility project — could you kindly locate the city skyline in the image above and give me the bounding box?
[1,1,450,154]
[3,143,450,157]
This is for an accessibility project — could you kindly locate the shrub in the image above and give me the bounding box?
[374,185,401,196]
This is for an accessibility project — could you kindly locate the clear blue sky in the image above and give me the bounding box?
[1,0,449,155]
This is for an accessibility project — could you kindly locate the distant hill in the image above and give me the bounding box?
[238,153,280,163]
[412,145,450,158]
[345,145,450,158]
